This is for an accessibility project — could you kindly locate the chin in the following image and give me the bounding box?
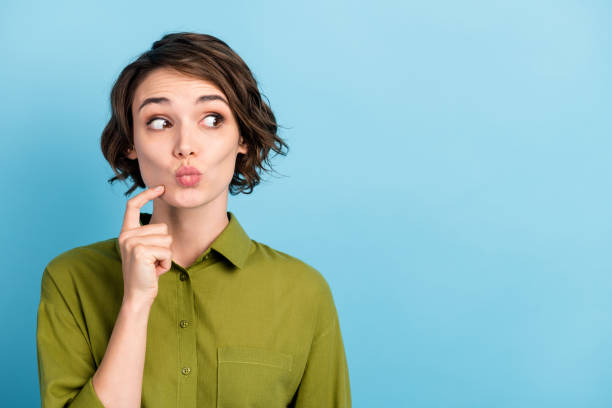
[169,185,226,209]
[162,187,205,206]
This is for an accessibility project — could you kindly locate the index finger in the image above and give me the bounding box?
[121,185,165,233]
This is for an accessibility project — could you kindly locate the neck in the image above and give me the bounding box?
[148,189,230,268]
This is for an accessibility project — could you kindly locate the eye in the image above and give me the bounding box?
[203,113,224,128]
[146,117,171,130]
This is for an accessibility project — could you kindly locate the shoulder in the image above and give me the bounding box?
[46,238,119,274]
[43,238,121,293]
[249,240,342,333]
[248,239,333,297]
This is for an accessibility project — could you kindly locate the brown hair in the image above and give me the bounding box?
[100,32,289,196]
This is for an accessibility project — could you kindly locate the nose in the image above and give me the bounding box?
[173,123,198,159]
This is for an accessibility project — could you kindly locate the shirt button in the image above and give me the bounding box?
[179,272,188,281]
[204,254,210,260]
[181,367,191,375]
[180,320,189,328]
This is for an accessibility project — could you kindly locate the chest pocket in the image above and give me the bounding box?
[217,345,294,408]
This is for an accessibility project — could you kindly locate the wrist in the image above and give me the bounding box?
[121,295,154,313]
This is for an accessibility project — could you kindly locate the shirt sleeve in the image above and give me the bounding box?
[291,278,352,408]
[36,267,107,408]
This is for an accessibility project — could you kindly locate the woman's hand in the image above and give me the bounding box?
[117,185,173,306]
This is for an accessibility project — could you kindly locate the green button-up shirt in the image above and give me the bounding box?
[36,211,351,407]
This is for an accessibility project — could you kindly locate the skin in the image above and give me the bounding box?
[92,67,249,407]
[93,186,172,407]
[125,67,248,268]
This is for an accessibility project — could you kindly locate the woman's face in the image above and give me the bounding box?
[127,67,247,208]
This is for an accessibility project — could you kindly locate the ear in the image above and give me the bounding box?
[238,137,248,155]
[126,146,138,160]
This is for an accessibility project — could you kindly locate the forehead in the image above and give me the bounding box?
[133,67,225,102]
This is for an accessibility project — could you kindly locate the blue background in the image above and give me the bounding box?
[2,0,611,406]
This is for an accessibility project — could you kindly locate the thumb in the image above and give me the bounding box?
[156,258,172,276]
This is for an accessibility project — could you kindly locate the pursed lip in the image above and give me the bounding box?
[175,165,202,177]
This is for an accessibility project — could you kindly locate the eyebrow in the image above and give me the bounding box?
[137,94,229,113]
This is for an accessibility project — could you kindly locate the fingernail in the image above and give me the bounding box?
[156,185,164,191]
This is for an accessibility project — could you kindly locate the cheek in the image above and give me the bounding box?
[201,147,235,182]
[135,150,167,181]
[135,136,168,164]
[218,149,242,180]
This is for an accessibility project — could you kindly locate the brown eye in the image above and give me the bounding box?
[203,113,224,128]
[147,117,171,130]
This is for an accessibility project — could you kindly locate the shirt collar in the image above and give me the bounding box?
[115,211,252,269]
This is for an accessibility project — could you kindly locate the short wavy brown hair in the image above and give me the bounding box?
[101,32,289,196]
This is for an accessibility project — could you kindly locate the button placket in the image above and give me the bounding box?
[177,268,197,405]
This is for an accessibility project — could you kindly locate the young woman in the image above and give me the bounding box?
[36,32,351,408]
